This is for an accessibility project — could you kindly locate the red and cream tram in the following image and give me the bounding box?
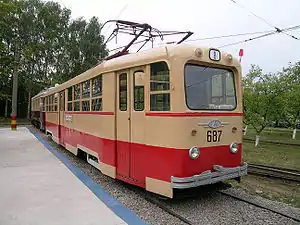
[31,44,247,198]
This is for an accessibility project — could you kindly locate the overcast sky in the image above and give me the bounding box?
[53,0,300,75]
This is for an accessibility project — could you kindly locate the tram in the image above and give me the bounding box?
[31,21,247,198]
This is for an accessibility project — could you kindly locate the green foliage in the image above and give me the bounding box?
[0,0,108,117]
[243,62,300,136]
[243,65,283,135]
[281,62,300,126]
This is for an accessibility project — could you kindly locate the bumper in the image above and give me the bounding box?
[171,163,248,189]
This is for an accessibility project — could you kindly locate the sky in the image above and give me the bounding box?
[53,0,300,75]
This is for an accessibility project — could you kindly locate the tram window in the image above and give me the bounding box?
[68,102,72,111]
[82,100,90,111]
[49,95,53,105]
[184,64,236,110]
[59,91,65,111]
[150,62,170,91]
[92,75,102,97]
[74,101,80,111]
[42,98,45,111]
[74,84,80,100]
[68,87,72,101]
[46,98,48,111]
[45,97,47,111]
[150,94,170,111]
[134,70,144,111]
[150,61,170,111]
[82,80,90,98]
[119,73,127,111]
[92,98,102,111]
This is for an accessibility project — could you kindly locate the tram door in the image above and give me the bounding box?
[116,67,146,179]
[58,91,65,145]
[116,71,131,177]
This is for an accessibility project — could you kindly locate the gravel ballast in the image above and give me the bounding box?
[30,127,300,225]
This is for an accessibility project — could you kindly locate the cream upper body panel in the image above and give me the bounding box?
[142,115,243,149]
[36,44,241,98]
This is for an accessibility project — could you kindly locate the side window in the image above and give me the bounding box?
[67,87,73,111]
[150,62,170,111]
[42,98,45,111]
[45,97,48,111]
[59,91,65,111]
[49,95,53,111]
[82,80,90,98]
[92,75,102,111]
[119,73,127,111]
[134,70,145,111]
[73,84,80,111]
[82,100,90,111]
[54,94,58,111]
[74,101,80,111]
[81,80,91,111]
[74,84,80,100]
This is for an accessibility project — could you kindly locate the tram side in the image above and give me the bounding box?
[39,71,117,178]
[31,45,247,198]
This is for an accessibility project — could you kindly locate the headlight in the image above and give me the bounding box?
[189,146,200,159]
[230,142,239,154]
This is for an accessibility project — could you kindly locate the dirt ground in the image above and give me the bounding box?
[229,174,300,208]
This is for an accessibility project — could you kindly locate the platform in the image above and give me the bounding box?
[0,127,146,225]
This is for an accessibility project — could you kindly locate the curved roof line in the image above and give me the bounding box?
[33,44,240,98]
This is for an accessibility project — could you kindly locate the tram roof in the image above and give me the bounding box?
[33,44,240,98]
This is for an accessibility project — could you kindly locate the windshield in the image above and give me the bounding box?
[184,64,236,110]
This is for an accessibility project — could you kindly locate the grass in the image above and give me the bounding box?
[0,116,30,125]
[244,127,300,145]
[229,175,300,208]
[241,133,300,208]
[243,141,300,170]
[0,117,10,122]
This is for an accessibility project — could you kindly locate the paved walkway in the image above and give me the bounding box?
[0,127,143,225]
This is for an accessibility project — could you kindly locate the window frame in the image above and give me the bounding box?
[59,91,65,111]
[91,75,103,111]
[133,70,145,111]
[149,61,171,111]
[119,73,127,111]
[67,87,73,111]
[183,63,237,111]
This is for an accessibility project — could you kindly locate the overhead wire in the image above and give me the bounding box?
[102,4,129,37]
[186,29,274,42]
[219,24,300,48]
[229,0,299,40]
[229,0,276,28]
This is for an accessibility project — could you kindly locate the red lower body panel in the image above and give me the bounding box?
[45,122,242,187]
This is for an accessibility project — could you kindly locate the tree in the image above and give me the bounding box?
[243,65,284,146]
[281,62,300,139]
[0,0,108,118]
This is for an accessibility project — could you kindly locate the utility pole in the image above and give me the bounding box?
[5,98,8,117]
[11,43,19,130]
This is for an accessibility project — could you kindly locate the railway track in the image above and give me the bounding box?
[144,195,195,225]
[218,190,300,223]
[243,138,300,146]
[31,126,300,224]
[142,188,300,225]
[248,163,300,182]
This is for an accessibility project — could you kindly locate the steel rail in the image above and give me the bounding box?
[248,163,300,182]
[243,138,300,146]
[218,190,300,223]
[144,195,195,225]
[31,126,300,224]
